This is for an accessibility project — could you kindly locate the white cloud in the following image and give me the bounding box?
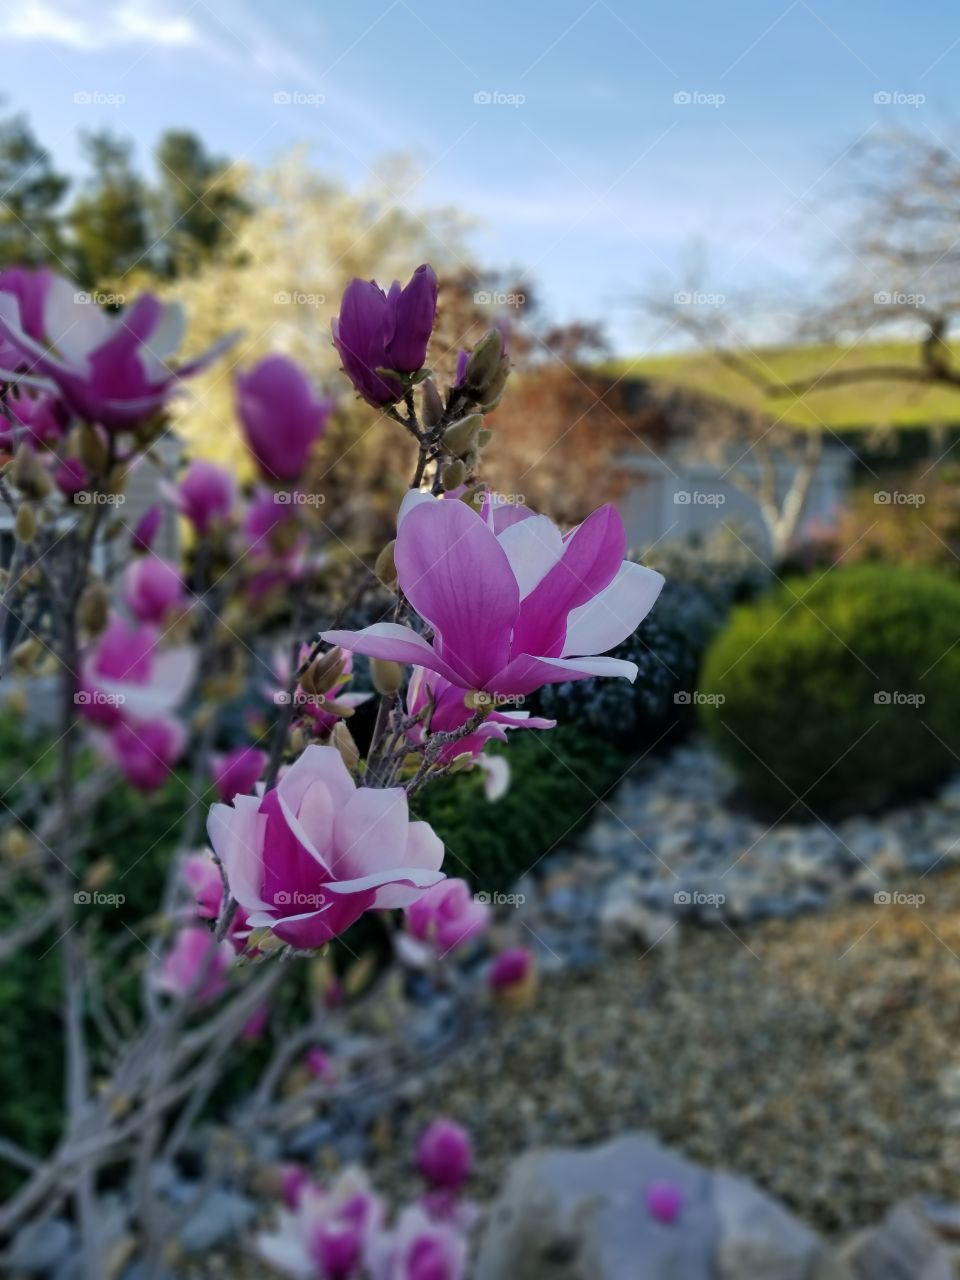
[0,0,203,51]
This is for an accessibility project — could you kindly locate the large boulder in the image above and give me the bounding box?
[840,1197,960,1279]
[474,1132,850,1280]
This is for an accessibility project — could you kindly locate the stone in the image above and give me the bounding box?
[839,1199,956,1278]
[474,1133,717,1280]
[599,897,679,953]
[713,1169,842,1279]
[178,1188,256,1253]
[8,1219,74,1273]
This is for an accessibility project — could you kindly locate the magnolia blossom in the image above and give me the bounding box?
[178,850,252,951]
[54,456,89,498]
[332,265,437,406]
[259,1167,384,1280]
[0,273,233,429]
[105,716,186,792]
[80,617,196,727]
[124,555,184,624]
[368,1206,467,1280]
[156,925,233,1003]
[268,645,369,738]
[211,745,268,804]
[405,879,489,957]
[236,354,332,482]
[208,745,446,950]
[323,491,664,700]
[0,385,69,449]
[131,504,163,553]
[164,460,235,535]
[405,667,553,764]
[416,1120,473,1193]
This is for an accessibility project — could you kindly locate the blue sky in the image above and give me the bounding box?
[1,0,959,351]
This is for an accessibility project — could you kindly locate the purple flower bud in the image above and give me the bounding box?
[131,504,163,553]
[488,946,533,992]
[169,460,235,535]
[211,746,268,805]
[54,456,89,498]
[416,1119,473,1192]
[124,556,184,624]
[311,1221,364,1280]
[647,1181,684,1224]
[236,355,332,482]
[332,264,437,406]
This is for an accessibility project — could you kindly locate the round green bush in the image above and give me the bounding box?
[699,565,960,816]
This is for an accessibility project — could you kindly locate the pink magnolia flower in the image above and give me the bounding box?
[242,488,310,596]
[368,1206,467,1280]
[211,745,268,804]
[180,851,226,919]
[164,460,235,535]
[267,645,369,738]
[259,1168,384,1280]
[106,715,186,791]
[80,616,196,727]
[236,354,333,482]
[488,946,534,994]
[131,504,163,553]
[332,264,437,406]
[405,880,489,956]
[280,1163,311,1210]
[0,274,234,429]
[647,1181,684,1224]
[0,385,69,449]
[323,491,664,700]
[124,555,184,624]
[405,667,554,763]
[416,1120,473,1193]
[207,745,446,950]
[156,925,232,1003]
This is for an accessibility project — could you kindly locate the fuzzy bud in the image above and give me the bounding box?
[10,445,52,500]
[441,460,467,490]
[441,414,484,458]
[77,581,110,635]
[76,424,109,474]
[374,539,398,591]
[370,658,403,695]
[330,720,359,769]
[420,377,444,428]
[301,647,346,698]
[14,504,37,544]
[10,637,40,674]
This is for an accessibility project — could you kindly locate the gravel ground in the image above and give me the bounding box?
[370,868,960,1237]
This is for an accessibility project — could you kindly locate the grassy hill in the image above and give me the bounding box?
[603,341,960,432]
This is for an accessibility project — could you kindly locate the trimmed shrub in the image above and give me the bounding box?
[414,727,626,890]
[699,565,960,816]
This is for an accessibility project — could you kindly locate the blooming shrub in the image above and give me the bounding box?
[0,259,664,1272]
[699,565,960,815]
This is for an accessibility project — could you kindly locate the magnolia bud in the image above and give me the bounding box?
[14,504,36,544]
[301,647,345,698]
[76,423,109,474]
[77,581,110,634]
[289,726,308,755]
[441,414,483,458]
[464,689,494,713]
[370,658,403,695]
[463,329,503,391]
[331,720,359,769]
[104,465,128,497]
[10,637,40,674]
[10,445,52,500]
[447,752,474,774]
[420,377,444,428]
[477,428,493,448]
[441,460,467,490]
[374,539,398,591]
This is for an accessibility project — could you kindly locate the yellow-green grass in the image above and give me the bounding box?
[603,342,960,431]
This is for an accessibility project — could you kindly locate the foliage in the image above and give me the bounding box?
[699,565,960,815]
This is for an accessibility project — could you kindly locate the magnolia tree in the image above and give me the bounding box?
[0,263,663,1279]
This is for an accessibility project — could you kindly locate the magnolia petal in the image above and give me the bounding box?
[562,561,665,657]
[321,623,463,685]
